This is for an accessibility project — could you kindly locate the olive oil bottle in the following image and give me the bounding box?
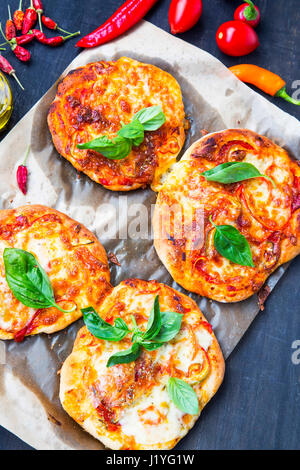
[0,72,13,131]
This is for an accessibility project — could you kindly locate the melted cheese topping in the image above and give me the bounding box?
[119,384,185,446]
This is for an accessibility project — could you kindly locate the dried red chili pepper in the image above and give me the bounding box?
[13,43,31,61]
[31,28,44,41]
[1,31,35,48]
[0,53,24,89]
[32,0,43,31]
[13,0,24,31]
[16,146,30,195]
[15,31,35,45]
[0,32,34,47]
[22,0,37,34]
[41,15,72,35]
[6,5,16,41]
[76,0,159,48]
[34,30,80,46]
[0,22,31,61]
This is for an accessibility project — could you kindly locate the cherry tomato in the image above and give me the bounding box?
[216,21,259,57]
[234,1,261,28]
[169,0,203,35]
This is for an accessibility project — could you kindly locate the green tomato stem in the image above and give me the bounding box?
[244,1,258,21]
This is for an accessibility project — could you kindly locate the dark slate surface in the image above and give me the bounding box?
[0,0,299,451]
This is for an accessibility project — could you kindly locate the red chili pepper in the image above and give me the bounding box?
[168,0,203,35]
[0,22,30,61]
[41,15,72,35]
[22,0,37,34]
[15,31,35,45]
[32,0,43,31]
[234,1,260,28]
[13,0,25,31]
[76,0,159,48]
[16,146,30,194]
[34,30,80,46]
[0,53,24,89]
[6,5,16,41]
[31,28,44,41]
[13,44,31,61]
[1,31,35,47]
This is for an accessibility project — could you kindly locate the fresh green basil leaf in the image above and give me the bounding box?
[82,307,129,342]
[152,311,183,343]
[3,248,76,313]
[141,311,182,349]
[142,295,162,341]
[114,317,130,331]
[167,377,199,415]
[140,340,163,351]
[201,162,275,187]
[77,135,132,160]
[210,216,254,267]
[118,120,144,147]
[133,105,166,131]
[107,342,141,367]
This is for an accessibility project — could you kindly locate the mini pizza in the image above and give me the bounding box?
[0,205,111,340]
[60,279,224,450]
[48,57,186,192]
[153,129,300,302]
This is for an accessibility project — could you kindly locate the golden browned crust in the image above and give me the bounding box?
[0,205,111,340]
[153,129,300,302]
[60,279,225,450]
[48,57,186,192]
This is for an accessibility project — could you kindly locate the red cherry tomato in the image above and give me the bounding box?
[234,1,261,28]
[169,0,203,34]
[216,21,259,57]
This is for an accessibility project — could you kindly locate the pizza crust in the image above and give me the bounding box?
[48,57,186,192]
[153,129,300,302]
[60,279,225,450]
[0,205,111,340]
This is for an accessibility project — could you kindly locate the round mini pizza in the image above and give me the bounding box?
[60,279,224,450]
[0,205,111,340]
[48,57,186,192]
[153,129,300,302]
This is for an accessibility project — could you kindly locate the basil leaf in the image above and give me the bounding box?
[77,135,132,160]
[133,105,166,131]
[210,216,254,267]
[114,317,130,331]
[3,248,76,313]
[167,377,199,415]
[82,307,129,342]
[107,342,141,367]
[201,162,275,187]
[77,106,166,159]
[142,295,162,341]
[152,311,183,343]
[118,120,144,147]
[140,340,163,351]
[141,311,182,350]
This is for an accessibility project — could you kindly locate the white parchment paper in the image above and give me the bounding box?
[0,21,300,450]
